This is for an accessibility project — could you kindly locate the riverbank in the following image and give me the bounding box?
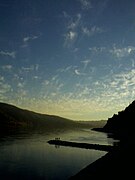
[70,143,134,179]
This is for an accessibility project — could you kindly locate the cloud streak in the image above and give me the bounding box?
[63,11,104,48]
[88,45,135,60]
[0,76,12,101]
[63,13,81,47]
[2,65,13,70]
[23,35,39,42]
[82,26,104,37]
[109,45,135,58]
[81,59,91,69]
[0,51,16,58]
[78,0,92,10]
[22,35,40,48]
[64,31,77,47]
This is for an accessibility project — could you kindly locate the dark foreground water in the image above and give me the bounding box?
[0,129,116,180]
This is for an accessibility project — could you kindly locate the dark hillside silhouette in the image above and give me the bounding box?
[92,100,135,140]
[0,102,78,131]
[0,102,81,132]
[102,100,135,141]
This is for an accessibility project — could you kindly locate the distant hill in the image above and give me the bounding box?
[0,102,103,131]
[77,120,107,128]
[0,102,78,131]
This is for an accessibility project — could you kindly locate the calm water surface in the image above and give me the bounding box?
[0,129,115,180]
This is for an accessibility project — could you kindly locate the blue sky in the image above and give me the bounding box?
[1,0,135,120]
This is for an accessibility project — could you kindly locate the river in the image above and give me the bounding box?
[0,128,116,180]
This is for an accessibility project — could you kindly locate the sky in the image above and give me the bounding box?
[1,0,135,121]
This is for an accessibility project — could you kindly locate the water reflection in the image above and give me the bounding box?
[0,129,115,180]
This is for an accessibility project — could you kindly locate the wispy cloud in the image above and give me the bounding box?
[78,0,92,10]
[82,26,104,37]
[131,59,135,68]
[0,83,11,94]
[17,82,25,88]
[23,35,39,42]
[74,69,85,76]
[91,68,135,111]
[0,77,12,101]
[58,66,72,73]
[63,10,104,47]
[0,50,16,58]
[2,65,13,70]
[75,69,81,75]
[89,46,106,52]
[81,59,91,69]
[109,45,135,58]
[68,13,81,30]
[22,35,40,47]
[88,45,135,60]
[41,74,64,97]
[63,13,81,47]
[64,31,78,47]
[63,12,81,28]
[43,80,50,86]
[0,75,4,81]
[21,64,39,72]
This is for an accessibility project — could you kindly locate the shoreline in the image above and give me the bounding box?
[69,143,134,179]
